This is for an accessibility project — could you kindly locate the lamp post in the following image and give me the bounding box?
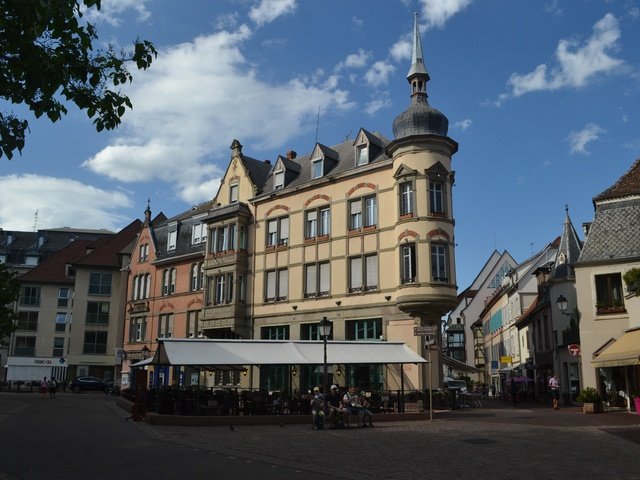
[318,316,332,394]
[556,294,581,403]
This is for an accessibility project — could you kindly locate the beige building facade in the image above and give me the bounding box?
[201,16,458,393]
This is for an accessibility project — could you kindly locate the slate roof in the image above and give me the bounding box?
[552,209,583,279]
[577,198,640,264]
[240,155,272,195]
[259,129,392,197]
[153,202,211,264]
[18,239,98,285]
[0,228,112,267]
[577,160,640,264]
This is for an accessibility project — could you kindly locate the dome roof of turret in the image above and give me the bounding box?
[392,95,449,138]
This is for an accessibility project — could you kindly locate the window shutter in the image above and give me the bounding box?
[366,255,378,287]
[319,263,330,293]
[278,269,288,298]
[266,271,276,299]
[350,257,362,290]
[305,264,316,295]
[280,217,289,243]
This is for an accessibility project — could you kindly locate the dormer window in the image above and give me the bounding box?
[274,170,284,190]
[167,230,177,251]
[229,184,238,203]
[356,144,368,166]
[312,158,323,179]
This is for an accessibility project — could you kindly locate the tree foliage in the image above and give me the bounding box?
[0,0,157,159]
[0,264,20,339]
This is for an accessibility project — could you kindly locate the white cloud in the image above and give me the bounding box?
[0,175,131,231]
[249,0,297,26]
[335,49,372,71]
[365,98,392,116]
[215,12,240,30]
[568,123,605,154]
[544,0,563,18]
[82,24,353,204]
[506,14,624,98]
[453,119,472,130]
[419,0,472,30]
[390,37,412,62]
[352,16,364,28]
[364,61,396,87]
[83,0,151,27]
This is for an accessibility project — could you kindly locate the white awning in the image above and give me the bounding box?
[131,339,426,368]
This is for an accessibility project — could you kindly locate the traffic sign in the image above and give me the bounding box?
[568,344,581,356]
[414,325,437,336]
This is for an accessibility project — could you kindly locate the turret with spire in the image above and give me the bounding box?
[392,13,449,139]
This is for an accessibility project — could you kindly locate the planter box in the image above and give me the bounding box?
[582,402,602,414]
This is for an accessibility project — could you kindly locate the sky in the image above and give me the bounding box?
[1,0,640,290]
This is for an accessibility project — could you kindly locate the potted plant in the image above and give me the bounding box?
[623,268,640,296]
[576,387,602,414]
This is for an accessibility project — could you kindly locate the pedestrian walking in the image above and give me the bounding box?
[548,374,560,409]
[510,377,518,407]
[48,378,58,398]
[40,377,48,399]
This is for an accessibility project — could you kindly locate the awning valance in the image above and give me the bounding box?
[131,339,426,368]
[591,328,640,368]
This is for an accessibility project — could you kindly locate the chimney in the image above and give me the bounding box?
[286,150,297,160]
[264,160,271,165]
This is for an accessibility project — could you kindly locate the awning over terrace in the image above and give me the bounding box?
[591,328,640,368]
[131,338,427,368]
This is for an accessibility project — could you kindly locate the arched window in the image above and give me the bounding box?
[170,268,177,294]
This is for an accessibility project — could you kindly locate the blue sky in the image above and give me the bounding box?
[1,0,639,289]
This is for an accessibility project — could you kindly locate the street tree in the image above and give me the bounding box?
[0,0,157,159]
[0,264,19,339]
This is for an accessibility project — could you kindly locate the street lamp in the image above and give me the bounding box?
[318,316,332,394]
[556,294,569,314]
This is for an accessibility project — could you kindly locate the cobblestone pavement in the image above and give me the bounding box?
[140,401,640,480]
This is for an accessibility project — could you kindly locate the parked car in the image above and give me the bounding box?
[70,376,106,393]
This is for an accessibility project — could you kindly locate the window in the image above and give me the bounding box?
[139,243,149,262]
[191,263,204,291]
[301,322,334,340]
[192,223,206,244]
[400,182,414,216]
[89,272,112,295]
[210,224,237,253]
[304,262,330,298]
[158,313,174,338]
[431,244,448,282]
[229,184,239,203]
[86,301,110,325]
[312,159,323,179]
[274,170,284,189]
[349,195,376,230]
[16,311,38,331]
[129,316,147,342]
[25,255,38,266]
[214,370,241,386]
[55,312,67,332]
[14,336,36,356]
[356,144,368,166]
[53,337,64,357]
[266,217,289,247]
[58,288,70,307]
[214,273,234,304]
[167,229,177,251]
[19,286,40,306]
[349,255,378,293]
[401,244,416,283]
[83,331,107,354]
[595,273,624,311]
[162,268,176,295]
[305,207,330,239]
[265,268,288,302]
[429,180,445,215]
[261,325,289,340]
[346,318,382,341]
[186,310,200,338]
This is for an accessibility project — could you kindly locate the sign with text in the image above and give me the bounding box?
[414,325,437,336]
[500,355,512,364]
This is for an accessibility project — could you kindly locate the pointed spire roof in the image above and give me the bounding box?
[408,12,429,80]
[392,13,448,139]
[553,206,582,279]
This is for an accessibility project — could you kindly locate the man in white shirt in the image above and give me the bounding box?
[548,374,560,409]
